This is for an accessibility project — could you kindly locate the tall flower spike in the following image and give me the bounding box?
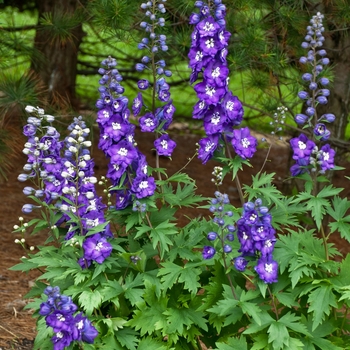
[234,199,278,284]
[134,0,177,157]
[96,56,156,206]
[188,1,257,164]
[291,12,335,176]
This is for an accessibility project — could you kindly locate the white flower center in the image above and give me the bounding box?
[211,113,220,125]
[211,67,220,78]
[195,51,203,62]
[265,239,272,248]
[265,263,273,273]
[203,22,215,32]
[298,141,306,150]
[242,232,248,240]
[103,110,110,118]
[76,320,84,330]
[249,214,257,222]
[205,85,216,97]
[205,38,215,49]
[118,148,128,157]
[145,118,154,127]
[226,101,234,111]
[323,152,329,161]
[87,218,99,227]
[57,314,65,322]
[205,141,215,152]
[112,122,121,130]
[160,140,168,149]
[242,138,250,148]
[139,181,149,189]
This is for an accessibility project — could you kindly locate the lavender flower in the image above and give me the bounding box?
[234,199,278,284]
[96,57,156,204]
[134,1,176,157]
[40,286,98,349]
[189,1,257,164]
[291,12,336,176]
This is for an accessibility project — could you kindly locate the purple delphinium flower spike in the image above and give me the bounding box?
[40,286,98,349]
[96,57,156,204]
[134,1,176,157]
[234,199,278,284]
[189,1,257,163]
[291,12,336,176]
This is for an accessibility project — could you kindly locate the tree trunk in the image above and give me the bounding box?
[31,0,86,109]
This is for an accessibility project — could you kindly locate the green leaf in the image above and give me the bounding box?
[215,336,248,350]
[79,289,103,316]
[116,327,139,350]
[307,284,338,331]
[278,312,311,337]
[138,337,168,350]
[267,321,290,350]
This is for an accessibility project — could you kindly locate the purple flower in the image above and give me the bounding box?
[192,100,208,119]
[203,61,229,87]
[231,127,257,159]
[203,105,226,135]
[202,245,216,259]
[131,176,156,199]
[197,16,220,37]
[137,79,150,90]
[198,134,219,164]
[51,331,73,350]
[154,134,176,156]
[194,81,226,104]
[139,113,157,132]
[23,124,37,137]
[108,141,138,167]
[319,144,335,172]
[132,92,143,116]
[313,123,330,141]
[234,256,249,272]
[222,92,244,125]
[290,133,315,161]
[254,257,278,284]
[82,233,112,264]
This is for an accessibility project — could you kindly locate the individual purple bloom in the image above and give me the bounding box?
[251,224,274,242]
[222,92,244,125]
[96,108,114,126]
[154,134,176,156]
[108,141,138,167]
[319,144,335,172]
[193,99,208,119]
[202,245,216,259]
[103,116,130,142]
[199,35,223,57]
[198,134,219,164]
[237,225,254,254]
[158,88,171,102]
[204,61,229,87]
[203,105,227,135]
[313,123,330,141]
[234,256,249,272]
[114,189,132,209]
[132,92,143,116]
[23,124,37,137]
[290,159,310,176]
[259,238,276,257]
[131,176,156,199]
[82,233,112,264]
[254,257,278,284]
[51,331,73,350]
[46,311,73,332]
[72,313,98,343]
[106,162,128,182]
[231,127,258,159]
[194,81,226,104]
[197,16,220,37]
[139,112,157,132]
[290,133,316,161]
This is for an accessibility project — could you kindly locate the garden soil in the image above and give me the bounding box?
[0,126,349,349]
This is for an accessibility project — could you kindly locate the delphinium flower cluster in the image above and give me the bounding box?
[290,12,335,176]
[133,0,176,157]
[234,199,278,284]
[19,107,112,268]
[96,56,156,207]
[202,191,235,260]
[39,286,98,350]
[188,0,257,163]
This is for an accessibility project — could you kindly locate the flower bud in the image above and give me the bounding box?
[207,232,218,241]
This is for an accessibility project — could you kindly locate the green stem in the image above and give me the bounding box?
[267,285,279,320]
[320,224,329,260]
